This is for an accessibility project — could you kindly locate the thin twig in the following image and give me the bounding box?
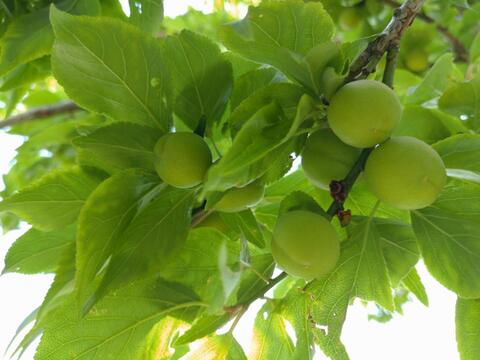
[347,0,426,82]
[383,0,469,62]
[383,45,400,87]
[0,101,81,129]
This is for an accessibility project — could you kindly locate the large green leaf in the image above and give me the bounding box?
[128,0,163,34]
[50,7,170,130]
[0,0,100,76]
[35,278,205,360]
[185,334,247,360]
[456,298,480,360]
[73,123,163,174]
[164,30,233,130]
[76,170,159,306]
[220,0,334,92]
[2,226,75,274]
[307,216,395,358]
[411,180,480,298]
[0,167,102,231]
[89,187,195,310]
[434,134,480,175]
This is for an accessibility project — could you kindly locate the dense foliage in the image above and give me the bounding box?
[0,0,479,359]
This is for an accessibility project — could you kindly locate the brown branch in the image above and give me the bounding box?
[383,0,469,62]
[347,0,426,82]
[0,101,81,129]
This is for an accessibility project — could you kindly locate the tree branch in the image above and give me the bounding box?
[383,0,469,62]
[347,0,426,82]
[0,101,81,129]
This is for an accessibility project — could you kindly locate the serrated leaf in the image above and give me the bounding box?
[0,167,102,231]
[164,30,233,130]
[50,7,170,129]
[185,334,247,360]
[88,186,195,310]
[35,278,205,360]
[456,297,480,360]
[405,53,454,105]
[402,268,429,306]
[129,0,163,34]
[220,0,334,92]
[73,123,163,174]
[411,180,480,298]
[307,216,394,358]
[76,169,159,306]
[0,0,100,76]
[3,226,75,274]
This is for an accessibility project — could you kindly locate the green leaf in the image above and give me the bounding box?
[76,170,159,306]
[250,300,295,359]
[0,56,50,91]
[307,216,394,358]
[164,30,233,130]
[220,0,334,91]
[141,317,189,360]
[50,7,170,130]
[439,76,480,131]
[456,297,480,360]
[175,313,232,346]
[405,53,454,105]
[129,0,163,34]
[230,67,281,111]
[0,0,100,76]
[73,123,163,174]
[186,334,247,360]
[402,268,429,306]
[394,105,467,144]
[35,278,205,360]
[89,186,195,310]
[411,180,480,298]
[0,167,103,231]
[434,134,480,175]
[3,226,75,274]
[221,210,265,248]
[375,218,420,286]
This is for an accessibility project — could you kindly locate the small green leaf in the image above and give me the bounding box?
[50,7,170,129]
[456,297,480,360]
[73,123,163,174]
[3,226,75,274]
[175,313,232,346]
[128,0,163,33]
[164,30,233,130]
[402,268,429,306]
[76,170,159,306]
[0,167,103,231]
[221,210,265,248]
[411,180,480,298]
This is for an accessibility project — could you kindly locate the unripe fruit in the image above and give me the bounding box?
[405,50,429,72]
[364,136,447,210]
[302,128,361,189]
[214,181,264,213]
[154,132,212,188]
[272,210,340,279]
[327,80,402,148]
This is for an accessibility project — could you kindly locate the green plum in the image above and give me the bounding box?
[154,132,212,188]
[214,181,265,213]
[405,50,429,72]
[302,128,361,189]
[327,80,402,148]
[364,136,447,210]
[339,7,361,31]
[272,210,340,279]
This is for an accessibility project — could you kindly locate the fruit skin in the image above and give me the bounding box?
[271,210,340,279]
[364,136,447,210]
[154,132,212,188]
[405,50,429,72]
[302,128,361,190]
[214,181,265,213]
[327,80,402,148]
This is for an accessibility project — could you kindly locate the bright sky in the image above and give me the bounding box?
[0,1,460,359]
